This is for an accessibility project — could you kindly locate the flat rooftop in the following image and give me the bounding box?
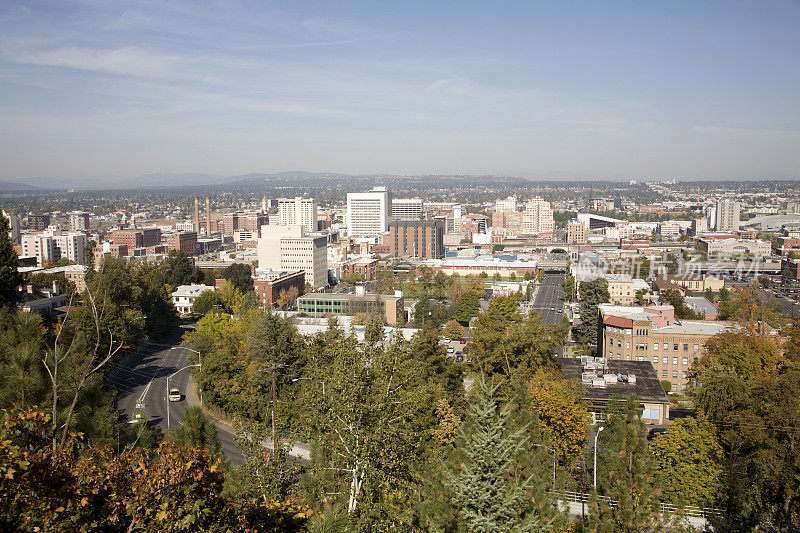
[557,358,669,404]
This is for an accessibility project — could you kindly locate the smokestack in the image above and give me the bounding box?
[194,197,200,233]
[205,196,211,236]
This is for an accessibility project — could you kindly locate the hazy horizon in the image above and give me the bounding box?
[1,1,799,182]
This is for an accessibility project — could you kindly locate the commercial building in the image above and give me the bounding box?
[67,211,90,232]
[3,210,20,244]
[494,196,517,213]
[523,197,554,235]
[163,231,198,255]
[597,304,731,392]
[111,228,161,249]
[567,221,587,244]
[716,199,740,232]
[278,197,318,232]
[388,219,445,259]
[391,198,424,221]
[27,214,51,231]
[491,211,524,234]
[425,256,538,278]
[698,236,771,257]
[253,270,306,307]
[171,284,215,314]
[17,283,69,314]
[605,274,650,305]
[663,274,724,293]
[297,292,404,325]
[556,357,670,425]
[22,230,87,266]
[347,187,390,237]
[257,225,328,288]
[222,212,269,235]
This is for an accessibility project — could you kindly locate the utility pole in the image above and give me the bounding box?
[262,363,287,444]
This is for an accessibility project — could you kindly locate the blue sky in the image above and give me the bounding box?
[1,1,798,181]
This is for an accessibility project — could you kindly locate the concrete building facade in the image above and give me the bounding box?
[278,197,318,232]
[347,187,390,237]
[523,197,554,235]
[257,225,328,288]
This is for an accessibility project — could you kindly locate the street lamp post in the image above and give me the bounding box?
[593,425,605,489]
[533,444,557,492]
[170,346,203,405]
[166,364,200,430]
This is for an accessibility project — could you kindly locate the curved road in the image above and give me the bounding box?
[113,339,242,464]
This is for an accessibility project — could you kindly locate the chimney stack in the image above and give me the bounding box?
[205,196,211,236]
[194,197,200,233]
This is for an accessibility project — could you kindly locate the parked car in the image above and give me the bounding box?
[647,427,668,441]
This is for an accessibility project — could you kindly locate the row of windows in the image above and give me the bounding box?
[608,338,701,352]
[606,353,699,367]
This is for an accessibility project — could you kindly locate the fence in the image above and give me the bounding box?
[555,491,725,519]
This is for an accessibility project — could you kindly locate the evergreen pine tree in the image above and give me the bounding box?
[0,213,22,307]
[443,379,554,532]
[590,396,687,532]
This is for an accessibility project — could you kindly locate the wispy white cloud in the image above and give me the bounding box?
[1,41,183,79]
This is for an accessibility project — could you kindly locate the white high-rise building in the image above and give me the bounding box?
[67,211,90,232]
[522,197,554,234]
[3,210,20,244]
[715,199,740,232]
[257,225,328,288]
[495,196,517,213]
[278,197,317,232]
[22,230,87,266]
[346,187,390,237]
[390,198,423,220]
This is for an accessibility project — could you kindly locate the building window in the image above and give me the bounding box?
[694,344,699,352]
[662,370,667,378]
[672,371,678,378]
[653,356,658,363]
[673,344,679,351]
[684,343,689,351]
[663,343,668,350]
[654,343,659,351]
[682,357,688,365]
[673,357,678,365]
[626,342,630,349]
[662,357,668,364]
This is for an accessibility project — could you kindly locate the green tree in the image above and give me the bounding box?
[443,379,554,532]
[576,278,609,346]
[167,405,221,455]
[162,250,203,288]
[453,290,481,324]
[700,330,779,383]
[528,368,589,460]
[651,415,723,506]
[592,396,672,532]
[190,288,223,315]
[223,263,254,293]
[562,274,576,300]
[0,213,22,307]
[442,319,464,340]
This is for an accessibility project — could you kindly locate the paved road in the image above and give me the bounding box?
[531,273,567,325]
[113,339,242,464]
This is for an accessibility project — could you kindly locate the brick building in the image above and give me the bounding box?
[111,228,161,249]
[163,231,198,255]
[388,219,444,259]
[253,270,306,307]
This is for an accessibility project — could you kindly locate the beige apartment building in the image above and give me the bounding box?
[598,304,731,392]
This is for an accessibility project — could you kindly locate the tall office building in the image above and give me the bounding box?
[494,196,517,213]
[346,187,390,237]
[390,198,423,220]
[22,230,87,266]
[67,211,90,232]
[522,197,554,235]
[388,219,445,259]
[278,197,318,232]
[715,199,740,232]
[3,210,20,244]
[257,225,328,288]
[567,220,588,244]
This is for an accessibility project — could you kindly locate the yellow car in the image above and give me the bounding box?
[168,388,182,402]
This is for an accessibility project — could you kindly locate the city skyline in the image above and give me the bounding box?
[1,1,799,182]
